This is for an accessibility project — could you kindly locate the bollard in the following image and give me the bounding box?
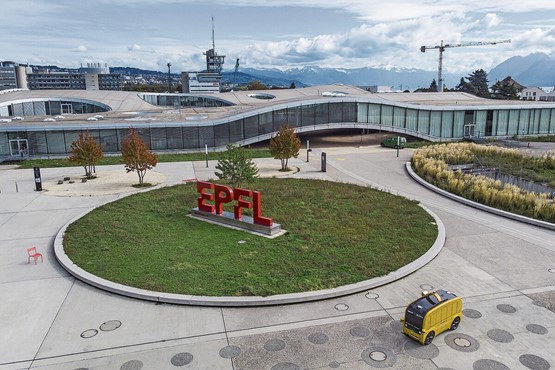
[321,152,327,172]
[33,167,42,191]
[205,144,209,168]
[307,148,312,162]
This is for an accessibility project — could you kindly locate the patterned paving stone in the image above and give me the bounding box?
[264,339,286,352]
[444,333,480,352]
[120,360,143,370]
[349,326,370,338]
[389,319,402,332]
[170,353,193,367]
[328,361,340,368]
[526,324,549,335]
[528,291,555,313]
[219,345,241,359]
[271,362,300,370]
[473,359,510,370]
[487,329,514,343]
[519,354,551,370]
[308,332,329,345]
[496,304,517,313]
[403,340,439,359]
[533,300,548,308]
[462,309,482,319]
[361,347,396,368]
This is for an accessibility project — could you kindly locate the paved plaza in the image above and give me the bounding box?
[1,145,554,370]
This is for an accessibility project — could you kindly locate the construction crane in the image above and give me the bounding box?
[420,39,511,93]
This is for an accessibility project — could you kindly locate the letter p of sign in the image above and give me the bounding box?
[214,184,233,215]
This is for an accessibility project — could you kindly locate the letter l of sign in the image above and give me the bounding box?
[253,191,273,226]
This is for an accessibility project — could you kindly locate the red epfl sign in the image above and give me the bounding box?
[197,181,273,227]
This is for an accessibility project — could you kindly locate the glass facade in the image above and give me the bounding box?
[0,99,109,117]
[1,100,555,157]
[139,93,233,108]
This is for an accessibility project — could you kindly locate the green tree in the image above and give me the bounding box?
[269,124,301,171]
[455,77,471,93]
[215,144,259,187]
[121,128,158,185]
[414,79,438,92]
[429,79,438,92]
[246,80,269,90]
[491,78,520,100]
[68,130,103,178]
[459,69,490,98]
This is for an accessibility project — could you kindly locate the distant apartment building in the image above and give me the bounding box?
[182,41,225,93]
[0,61,29,90]
[519,86,555,101]
[181,72,222,93]
[26,64,122,91]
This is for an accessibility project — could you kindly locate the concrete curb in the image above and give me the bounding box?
[54,180,446,307]
[405,162,555,231]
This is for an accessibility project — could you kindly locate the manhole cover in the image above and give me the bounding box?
[80,329,98,339]
[361,347,396,368]
[334,303,349,311]
[454,337,471,347]
[369,351,387,361]
[365,292,379,299]
[100,320,122,331]
[445,333,480,352]
[420,284,434,291]
[548,268,555,273]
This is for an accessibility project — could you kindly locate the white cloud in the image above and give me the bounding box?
[71,45,87,52]
[484,13,502,28]
[127,43,142,51]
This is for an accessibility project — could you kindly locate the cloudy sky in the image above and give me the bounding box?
[2,0,555,75]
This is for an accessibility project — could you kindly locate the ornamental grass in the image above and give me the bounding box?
[412,143,555,223]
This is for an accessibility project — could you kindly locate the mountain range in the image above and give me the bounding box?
[110,52,555,90]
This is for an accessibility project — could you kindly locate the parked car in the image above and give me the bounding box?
[380,136,406,149]
[400,290,462,345]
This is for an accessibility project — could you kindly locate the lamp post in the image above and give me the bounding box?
[167,62,172,93]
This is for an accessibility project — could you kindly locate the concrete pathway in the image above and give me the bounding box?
[1,147,554,370]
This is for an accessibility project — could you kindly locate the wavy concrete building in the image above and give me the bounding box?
[1,85,555,158]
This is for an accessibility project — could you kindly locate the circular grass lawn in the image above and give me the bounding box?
[63,178,437,297]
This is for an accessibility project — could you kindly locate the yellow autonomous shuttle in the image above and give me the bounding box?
[401,290,462,345]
